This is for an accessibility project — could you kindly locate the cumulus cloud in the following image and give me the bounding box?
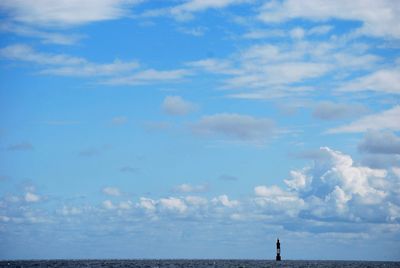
[162,96,197,116]
[191,113,275,143]
[258,0,400,39]
[173,183,208,193]
[24,192,40,202]
[159,197,187,214]
[102,187,121,196]
[212,195,239,208]
[359,131,400,155]
[0,0,142,27]
[312,101,368,121]
[328,106,400,133]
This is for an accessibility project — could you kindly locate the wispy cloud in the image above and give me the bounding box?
[191,113,275,143]
[7,142,33,151]
[328,106,400,133]
[258,0,400,39]
[0,0,143,27]
[312,101,368,121]
[162,96,197,116]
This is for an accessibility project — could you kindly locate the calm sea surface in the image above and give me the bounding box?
[0,260,399,268]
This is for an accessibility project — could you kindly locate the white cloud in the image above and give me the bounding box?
[159,197,187,214]
[102,200,115,210]
[162,96,197,116]
[118,200,133,210]
[339,69,400,94]
[258,0,400,39]
[57,205,82,216]
[212,195,239,208]
[191,113,275,142]
[102,187,121,196]
[328,106,400,133]
[173,183,208,193]
[138,197,156,212]
[24,192,40,202]
[184,196,208,206]
[0,44,139,76]
[0,0,142,27]
[0,22,83,45]
[102,69,190,86]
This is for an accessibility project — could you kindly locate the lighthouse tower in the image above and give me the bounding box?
[276,239,281,261]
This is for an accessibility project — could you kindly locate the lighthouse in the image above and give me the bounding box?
[276,238,281,261]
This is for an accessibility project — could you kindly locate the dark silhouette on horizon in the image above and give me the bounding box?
[276,238,281,261]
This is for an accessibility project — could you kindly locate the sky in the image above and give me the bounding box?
[0,0,400,261]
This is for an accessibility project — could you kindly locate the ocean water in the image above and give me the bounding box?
[0,260,399,268]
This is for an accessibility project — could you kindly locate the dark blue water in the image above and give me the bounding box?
[0,260,399,268]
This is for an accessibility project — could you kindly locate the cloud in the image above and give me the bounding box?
[359,131,400,155]
[6,142,33,151]
[119,166,138,173]
[212,195,239,208]
[102,200,115,210]
[111,116,128,125]
[173,183,208,193]
[102,69,190,86]
[191,113,275,142]
[191,40,380,99]
[0,0,142,27]
[339,69,400,94]
[102,187,121,196]
[0,22,83,45]
[218,174,239,181]
[312,101,368,121]
[159,197,187,214]
[162,96,197,116]
[146,0,250,21]
[258,0,400,39]
[0,44,139,76]
[24,192,40,202]
[328,106,400,133]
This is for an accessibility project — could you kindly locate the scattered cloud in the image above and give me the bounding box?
[258,0,400,39]
[0,22,84,45]
[191,113,275,143]
[24,192,40,202]
[327,106,400,133]
[102,69,190,86]
[119,166,138,173]
[173,183,208,193]
[177,26,207,36]
[102,187,121,197]
[0,0,143,27]
[218,174,239,181]
[312,101,368,121]
[159,197,187,214]
[78,147,100,157]
[6,142,33,151]
[212,194,239,208]
[0,44,139,76]
[339,69,400,95]
[162,96,197,116]
[142,121,171,132]
[111,116,128,126]
[358,131,400,155]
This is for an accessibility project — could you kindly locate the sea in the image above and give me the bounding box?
[0,260,399,268]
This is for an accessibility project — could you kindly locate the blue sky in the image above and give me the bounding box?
[0,0,400,261]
